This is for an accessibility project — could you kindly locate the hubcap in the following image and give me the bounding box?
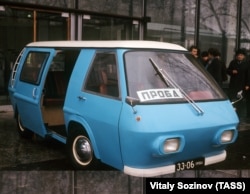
[73,136,93,165]
[18,115,25,132]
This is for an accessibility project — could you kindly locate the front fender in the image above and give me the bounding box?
[65,114,100,159]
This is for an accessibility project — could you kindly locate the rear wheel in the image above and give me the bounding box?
[16,114,33,138]
[67,129,97,169]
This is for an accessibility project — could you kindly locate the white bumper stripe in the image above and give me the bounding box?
[204,150,226,166]
[124,150,226,177]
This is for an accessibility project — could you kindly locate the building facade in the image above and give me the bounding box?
[0,0,250,95]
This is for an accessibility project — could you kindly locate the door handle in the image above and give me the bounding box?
[32,88,37,99]
[78,96,86,101]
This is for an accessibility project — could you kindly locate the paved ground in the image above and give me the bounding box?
[0,104,250,171]
[0,105,114,170]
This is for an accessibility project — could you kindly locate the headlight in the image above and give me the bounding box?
[213,129,237,146]
[163,138,180,153]
[152,136,184,156]
[221,130,234,143]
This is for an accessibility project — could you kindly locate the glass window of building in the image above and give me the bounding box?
[78,0,142,17]
[0,8,33,52]
[37,12,69,41]
[199,0,237,65]
[82,15,139,40]
[146,0,196,47]
[0,7,33,94]
[240,0,250,51]
[0,6,70,95]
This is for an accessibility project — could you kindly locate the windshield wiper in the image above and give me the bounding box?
[149,58,204,116]
[150,58,170,87]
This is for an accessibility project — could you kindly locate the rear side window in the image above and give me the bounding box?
[20,52,49,85]
[84,52,119,97]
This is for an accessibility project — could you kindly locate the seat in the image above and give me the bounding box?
[99,70,108,94]
[43,71,66,106]
[53,71,66,97]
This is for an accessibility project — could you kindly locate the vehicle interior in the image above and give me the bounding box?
[41,50,80,130]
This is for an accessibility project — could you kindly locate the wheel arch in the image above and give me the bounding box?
[67,120,100,159]
[13,105,18,119]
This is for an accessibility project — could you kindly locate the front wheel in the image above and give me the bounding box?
[16,114,33,138]
[67,130,97,169]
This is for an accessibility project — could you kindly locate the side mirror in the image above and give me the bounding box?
[125,96,140,107]
[236,90,243,99]
[231,90,243,105]
[125,96,140,114]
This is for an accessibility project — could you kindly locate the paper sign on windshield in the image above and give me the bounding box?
[137,88,183,102]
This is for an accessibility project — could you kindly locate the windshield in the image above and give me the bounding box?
[124,50,226,103]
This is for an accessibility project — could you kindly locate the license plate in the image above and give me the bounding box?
[175,158,204,171]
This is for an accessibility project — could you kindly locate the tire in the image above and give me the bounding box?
[67,129,97,169]
[16,114,33,138]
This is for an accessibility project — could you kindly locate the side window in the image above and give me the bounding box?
[85,52,119,97]
[20,52,49,85]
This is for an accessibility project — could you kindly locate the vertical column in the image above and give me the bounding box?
[33,10,37,42]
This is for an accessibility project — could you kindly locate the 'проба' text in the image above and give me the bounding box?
[137,88,183,102]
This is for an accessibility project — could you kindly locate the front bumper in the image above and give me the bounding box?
[123,150,226,177]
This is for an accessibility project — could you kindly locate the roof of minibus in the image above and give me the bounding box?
[26,40,187,51]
